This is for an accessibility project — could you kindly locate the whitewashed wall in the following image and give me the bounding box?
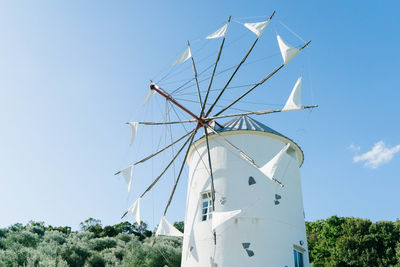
[181,130,309,267]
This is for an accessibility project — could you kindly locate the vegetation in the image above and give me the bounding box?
[307,216,400,267]
[0,218,181,267]
[0,216,399,266]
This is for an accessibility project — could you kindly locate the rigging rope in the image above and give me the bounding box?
[170,105,212,177]
[278,20,306,43]
[155,21,253,86]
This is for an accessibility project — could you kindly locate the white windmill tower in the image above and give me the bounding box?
[115,11,316,267]
[182,115,308,267]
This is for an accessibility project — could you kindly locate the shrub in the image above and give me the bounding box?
[89,237,117,251]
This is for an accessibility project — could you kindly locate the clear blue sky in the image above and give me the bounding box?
[0,1,399,230]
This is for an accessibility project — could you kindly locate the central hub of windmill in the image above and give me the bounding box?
[149,83,214,131]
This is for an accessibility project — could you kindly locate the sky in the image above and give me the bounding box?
[0,0,399,231]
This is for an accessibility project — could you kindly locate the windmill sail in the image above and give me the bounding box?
[172,47,192,66]
[120,165,133,192]
[212,210,241,230]
[155,216,183,237]
[128,198,141,226]
[128,122,138,146]
[283,77,302,110]
[259,143,291,180]
[277,35,300,64]
[143,89,156,105]
[206,23,228,39]
[244,20,270,36]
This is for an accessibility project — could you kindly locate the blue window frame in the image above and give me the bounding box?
[200,192,213,221]
[293,249,304,267]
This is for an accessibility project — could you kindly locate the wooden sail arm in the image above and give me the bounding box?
[149,130,198,247]
[139,129,196,198]
[206,125,258,167]
[127,119,197,126]
[162,130,198,216]
[188,40,203,109]
[206,105,318,121]
[200,16,231,117]
[150,83,201,122]
[205,124,284,187]
[120,129,197,220]
[205,11,276,118]
[204,125,217,245]
[214,40,312,116]
[114,130,194,175]
[204,126,216,210]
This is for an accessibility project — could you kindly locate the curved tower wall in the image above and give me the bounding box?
[181,130,309,267]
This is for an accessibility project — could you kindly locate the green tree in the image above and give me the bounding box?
[173,221,184,233]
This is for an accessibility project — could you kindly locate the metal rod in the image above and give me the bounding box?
[205,11,276,118]
[127,119,197,126]
[152,130,197,248]
[114,130,194,175]
[214,40,311,116]
[163,129,198,216]
[206,105,318,121]
[121,211,128,219]
[139,129,196,198]
[205,124,284,187]
[204,126,216,211]
[200,16,231,118]
[188,40,203,110]
[215,64,283,116]
[206,125,257,167]
[151,83,201,122]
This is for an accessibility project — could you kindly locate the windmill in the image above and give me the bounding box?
[115,11,317,267]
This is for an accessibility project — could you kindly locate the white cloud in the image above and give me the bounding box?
[353,141,400,169]
[348,144,360,152]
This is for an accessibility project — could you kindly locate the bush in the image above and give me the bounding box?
[43,231,67,245]
[59,243,90,267]
[5,231,39,248]
[87,253,106,267]
[89,237,117,251]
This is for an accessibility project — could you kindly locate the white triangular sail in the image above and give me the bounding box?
[143,89,156,105]
[212,210,241,230]
[121,165,133,192]
[206,24,228,39]
[259,143,290,180]
[172,47,192,66]
[128,122,138,146]
[243,20,270,36]
[155,216,183,237]
[283,77,302,110]
[128,198,141,226]
[277,35,300,65]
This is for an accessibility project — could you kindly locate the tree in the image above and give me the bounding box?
[79,218,102,232]
[173,221,184,233]
[80,218,103,237]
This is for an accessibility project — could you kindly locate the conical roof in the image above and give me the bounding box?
[211,115,304,166]
[216,115,287,139]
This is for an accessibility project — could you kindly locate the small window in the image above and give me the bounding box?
[293,249,304,267]
[200,192,213,221]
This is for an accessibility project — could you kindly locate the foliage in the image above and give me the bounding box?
[0,219,182,267]
[0,216,399,266]
[173,221,184,233]
[307,216,400,267]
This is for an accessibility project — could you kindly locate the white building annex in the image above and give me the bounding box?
[182,115,309,267]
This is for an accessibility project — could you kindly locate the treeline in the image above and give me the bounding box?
[307,216,400,266]
[0,216,399,266]
[0,218,182,267]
